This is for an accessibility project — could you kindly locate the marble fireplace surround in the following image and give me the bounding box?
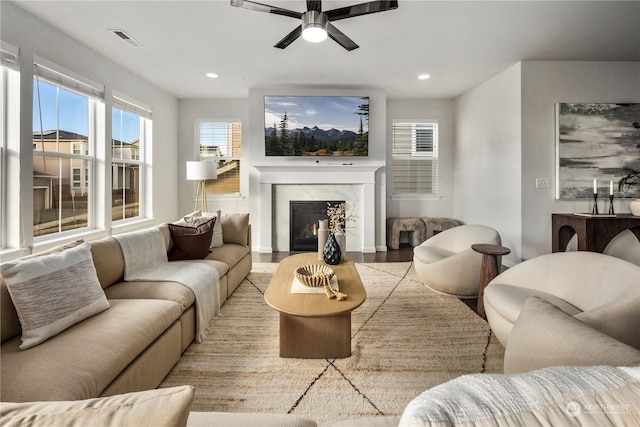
[255,165,383,253]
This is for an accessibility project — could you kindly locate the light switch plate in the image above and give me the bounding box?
[536,178,551,189]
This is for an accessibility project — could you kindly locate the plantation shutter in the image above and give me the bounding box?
[196,121,242,195]
[392,121,438,195]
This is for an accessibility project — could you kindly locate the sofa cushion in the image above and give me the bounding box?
[90,236,125,288]
[484,283,581,324]
[207,244,250,270]
[504,297,640,374]
[399,365,640,427]
[0,385,194,427]
[187,411,318,427]
[331,416,400,427]
[1,243,110,350]
[184,210,224,248]
[104,280,196,310]
[168,219,215,261]
[1,299,182,402]
[221,213,249,246]
[574,287,640,349]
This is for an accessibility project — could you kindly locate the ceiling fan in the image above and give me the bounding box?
[230,0,399,51]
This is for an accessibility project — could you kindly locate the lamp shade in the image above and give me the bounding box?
[186,161,217,181]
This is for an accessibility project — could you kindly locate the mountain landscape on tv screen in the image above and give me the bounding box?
[264,96,369,157]
[265,125,367,156]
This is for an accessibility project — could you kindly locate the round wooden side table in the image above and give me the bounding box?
[472,244,510,319]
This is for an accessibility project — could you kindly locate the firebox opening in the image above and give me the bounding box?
[290,200,344,251]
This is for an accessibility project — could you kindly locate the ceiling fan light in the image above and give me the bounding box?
[302,26,327,43]
[302,10,328,43]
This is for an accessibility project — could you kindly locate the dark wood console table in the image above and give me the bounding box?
[552,213,640,253]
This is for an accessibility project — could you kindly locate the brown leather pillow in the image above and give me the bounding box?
[168,218,215,261]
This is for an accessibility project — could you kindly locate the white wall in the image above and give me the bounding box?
[386,98,455,219]
[454,63,522,265]
[2,2,179,239]
[521,61,640,260]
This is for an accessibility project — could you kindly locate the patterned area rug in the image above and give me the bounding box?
[160,261,505,426]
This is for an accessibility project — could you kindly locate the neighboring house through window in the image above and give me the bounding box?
[32,59,103,238]
[112,94,151,222]
[196,120,242,196]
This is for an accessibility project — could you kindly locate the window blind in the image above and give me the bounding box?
[0,42,19,71]
[392,121,438,195]
[34,57,104,99]
[113,92,152,119]
[196,121,242,195]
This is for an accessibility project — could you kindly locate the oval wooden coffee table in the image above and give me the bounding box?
[264,253,366,359]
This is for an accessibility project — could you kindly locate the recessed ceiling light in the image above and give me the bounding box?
[418,74,431,80]
[206,72,219,79]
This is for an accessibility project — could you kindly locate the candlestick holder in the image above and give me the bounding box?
[608,195,614,215]
[591,193,598,214]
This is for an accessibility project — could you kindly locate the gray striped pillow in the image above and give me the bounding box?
[1,243,110,350]
[184,210,223,248]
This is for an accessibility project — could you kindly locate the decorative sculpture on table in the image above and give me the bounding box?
[325,202,357,260]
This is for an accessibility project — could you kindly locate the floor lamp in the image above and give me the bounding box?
[186,161,217,212]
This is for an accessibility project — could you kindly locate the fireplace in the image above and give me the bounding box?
[290,200,344,251]
[255,165,383,253]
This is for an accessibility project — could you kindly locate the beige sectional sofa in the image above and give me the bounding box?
[1,213,252,403]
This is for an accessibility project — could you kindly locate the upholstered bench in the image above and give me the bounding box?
[421,217,461,240]
[386,217,426,250]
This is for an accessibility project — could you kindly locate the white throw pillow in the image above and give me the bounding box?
[400,365,640,426]
[1,243,110,350]
[0,385,194,427]
[183,209,223,248]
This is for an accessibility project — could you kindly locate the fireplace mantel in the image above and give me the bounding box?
[254,164,382,184]
[255,164,384,253]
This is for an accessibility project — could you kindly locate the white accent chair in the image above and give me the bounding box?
[484,251,640,349]
[413,224,501,298]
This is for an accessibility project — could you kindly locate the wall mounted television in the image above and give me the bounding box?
[264,95,369,156]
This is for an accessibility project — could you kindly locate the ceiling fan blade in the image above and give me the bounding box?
[326,0,398,21]
[326,23,359,51]
[306,0,322,12]
[230,0,302,19]
[274,25,302,49]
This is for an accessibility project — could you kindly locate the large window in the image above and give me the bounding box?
[32,62,102,237]
[112,95,150,221]
[1,43,20,249]
[196,120,242,195]
[391,120,439,196]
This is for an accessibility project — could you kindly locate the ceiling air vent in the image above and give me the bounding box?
[110,29,144,48]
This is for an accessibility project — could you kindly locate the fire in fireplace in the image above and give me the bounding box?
[289,200,344,251]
